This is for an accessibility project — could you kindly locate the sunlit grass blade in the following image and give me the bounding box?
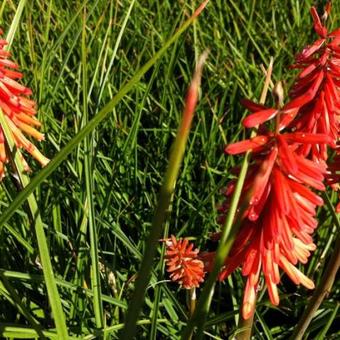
[4,0,27,48]
[0,325,79,340]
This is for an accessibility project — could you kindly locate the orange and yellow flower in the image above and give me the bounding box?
[0,28,48,178]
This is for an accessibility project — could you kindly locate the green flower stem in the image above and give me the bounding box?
[120,51,208,340]
[235,306,256,340]
[290,193,340,340]
[189,287,197,317]
[182,57,274,340]
[181,155,251,340]
[235,58,274,340]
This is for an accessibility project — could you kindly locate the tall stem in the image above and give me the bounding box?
[120,50,208,340]
[182,57,274,340]
[234,59,274,340]
[236,308,256,340]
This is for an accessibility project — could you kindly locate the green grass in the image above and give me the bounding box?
[0,1,339,339]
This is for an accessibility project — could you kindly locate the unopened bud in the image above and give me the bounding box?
[273,81,284,108]
[322,2,332,22]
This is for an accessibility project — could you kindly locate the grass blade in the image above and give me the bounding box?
[81,6,104,329]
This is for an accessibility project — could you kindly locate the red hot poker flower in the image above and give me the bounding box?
[0,29,49,178]
[285,6,340,160]
[214,131,329,319]
[164,235,205,289]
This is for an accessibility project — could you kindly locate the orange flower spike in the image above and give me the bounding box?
[164,235,205,289]
[0,28,49,177]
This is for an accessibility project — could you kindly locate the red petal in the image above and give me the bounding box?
[240,98,267,112]
[272,168,291,215]
[243,108,278,128]
[284,70,324,110]
[298,38,325,60]
[283,132,335,146]
[279,107,300,130]
[225,135,270,154]
[329,28,340,37]
[336,202,340,213]
[249,147,278,206]
[277,134,298,175]
[288,180,323,206]
[298,63,317,79]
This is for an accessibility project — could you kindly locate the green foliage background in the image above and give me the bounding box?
[0,0,338,338]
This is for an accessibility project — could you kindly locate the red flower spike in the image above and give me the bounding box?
[164,235,205,289]
[214,128,328,319]
[0,29,49,178]
[187,4,340,321]
[286,5,340,161]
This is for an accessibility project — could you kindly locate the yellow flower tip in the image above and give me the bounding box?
[242,279,257,319]
[13,118,45,141]
[0,143,6,162]
[19,153,31,172]
[42,157,50,167]
[297,271,315,290]
[32,149,50,167]
[35,133,45,142]
[0,162,4,179]
[23,162,31,173]
[242,302,254,320]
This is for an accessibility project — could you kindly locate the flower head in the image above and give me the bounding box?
[200,3,340,321]
[215,125,329,319]
[164,235,205,289]
[286,6,340,160]
[0,29,48,178]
